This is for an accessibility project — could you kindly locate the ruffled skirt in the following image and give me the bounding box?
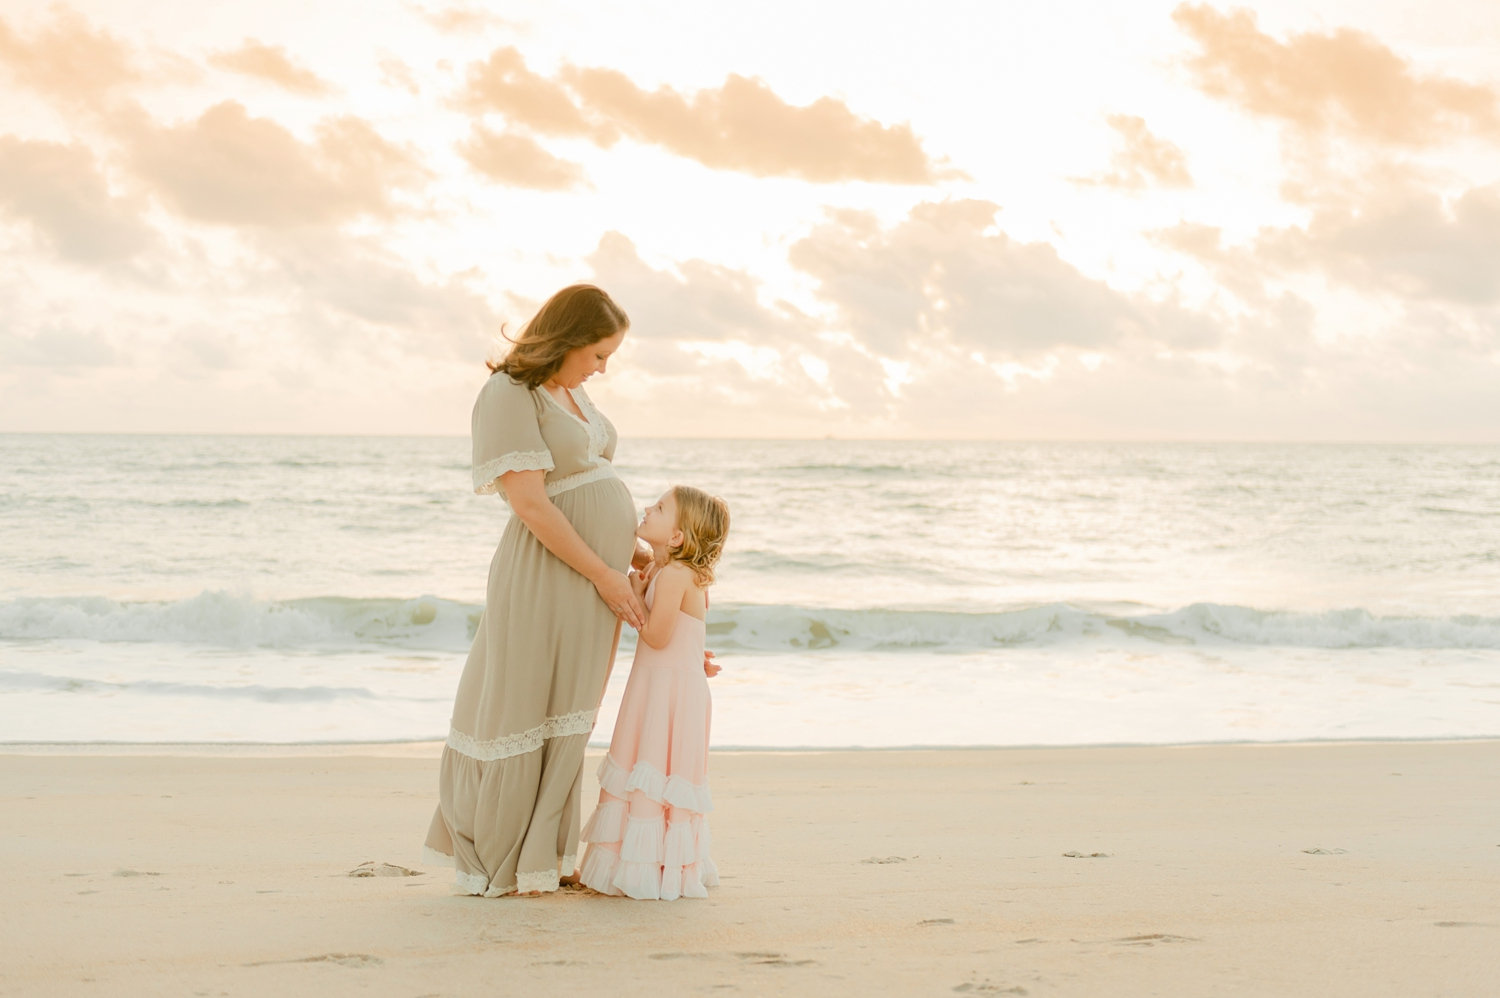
[579,756,718,900]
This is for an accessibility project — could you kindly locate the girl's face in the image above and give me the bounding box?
[638,490,681,548]
[551,328,626,389]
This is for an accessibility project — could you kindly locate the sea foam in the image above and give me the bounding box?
[4,592,1498,652]
[0,592,477,650]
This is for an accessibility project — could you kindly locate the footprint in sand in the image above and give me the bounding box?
[113,869,162,877]
[245,953,383,968]
[1114,934,1198,946]
[1301,848,1348,855]
[920,918,956,926]
[648,952,816,967]
[649,953,714,961]
[953,982,1027,994]
[860,856,912,865]
[1062,851,1110,859]
[736,952,816,967]
[346,861,424,877]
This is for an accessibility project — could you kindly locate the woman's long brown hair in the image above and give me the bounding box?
[489,284,629,388]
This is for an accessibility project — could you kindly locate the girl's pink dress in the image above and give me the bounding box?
[579,574,717,900]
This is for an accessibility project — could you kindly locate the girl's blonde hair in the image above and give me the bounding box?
[488,284,629,388]
[668,486,730,587]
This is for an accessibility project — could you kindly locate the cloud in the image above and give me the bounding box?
[1151,221,1272,303]
[0,322,119,368]
[460,46,607,138]
[0,136,153,263]
[1173,3,1500,146]
[413,3,515,35]
[885,339,1457,441]
[208,39,335,96]
[0,5,142,108]
[1256,181,1500,305]
[459,47,951,183]
[570,233,882,420]
[585,232,815,343]
[0,218,499,393]
[789,200,1214,359]
[1075,113,1193,191]
[120,101,428,227]
[1157,177,1500,306]
[562,68,951,183]
[378,54,420,95]
[246,229,500,359]
[456,125,586,190]
[589,346,871,435]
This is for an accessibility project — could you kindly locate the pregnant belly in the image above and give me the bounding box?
[554,475,637,571]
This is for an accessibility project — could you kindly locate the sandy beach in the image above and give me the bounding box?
[2,741,1497,997]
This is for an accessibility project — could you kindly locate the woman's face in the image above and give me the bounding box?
[552,328,626,389]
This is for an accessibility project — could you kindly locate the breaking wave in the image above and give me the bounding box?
[4,592,1499,652]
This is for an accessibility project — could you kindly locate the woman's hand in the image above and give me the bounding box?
[629,569,649,599]
[703,650,721,678]
[594,570,646,630]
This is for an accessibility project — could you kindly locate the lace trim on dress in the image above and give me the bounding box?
[473,449,554,494]
[544,461,618,498]
[421,845,454,868]
[453,868,490,895]
[445,709,597,762]
[516,868,561,894]
[541,386,610,459]
[453,854,576,897]
[570,388,611,459]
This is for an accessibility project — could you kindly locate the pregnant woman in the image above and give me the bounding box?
[423,284,645,896]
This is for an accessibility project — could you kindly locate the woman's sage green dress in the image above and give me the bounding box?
[423,373,636,895]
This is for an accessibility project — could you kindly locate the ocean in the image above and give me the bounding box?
[2,434,1498,748]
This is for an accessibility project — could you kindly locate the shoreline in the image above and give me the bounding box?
[3,733,1498,757]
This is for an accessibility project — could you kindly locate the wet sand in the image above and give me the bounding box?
[2,741,1497,997]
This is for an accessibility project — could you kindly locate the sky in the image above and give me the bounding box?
[1,0,1498,440]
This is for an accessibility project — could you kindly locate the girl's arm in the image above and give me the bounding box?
[637,563,694,649]
[501,469,646,630]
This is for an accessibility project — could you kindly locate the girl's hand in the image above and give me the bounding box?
[631,560,661,598]
[703,650,721,678]
[630,541,653,572]
[594,570,645,630]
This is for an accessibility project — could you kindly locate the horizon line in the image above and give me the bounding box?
[2,430,1498,446]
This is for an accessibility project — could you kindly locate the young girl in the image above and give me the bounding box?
[578,485,730,900]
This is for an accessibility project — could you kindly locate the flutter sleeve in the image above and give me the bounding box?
[471,375,555,495]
